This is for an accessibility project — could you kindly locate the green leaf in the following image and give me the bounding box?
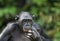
[8,6,17,16]
[53,32,60,41]
[30,6,39,17]
[32,0,46,6]
[37,18,45,26]
[0,9,4,17]
[51,7,60,14]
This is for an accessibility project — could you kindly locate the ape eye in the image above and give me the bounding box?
[22,19,32,22]
[22,19,33,25]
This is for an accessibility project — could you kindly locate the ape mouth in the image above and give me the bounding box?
[23,29,29,32]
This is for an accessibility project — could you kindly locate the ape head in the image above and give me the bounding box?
[18,12,34,32]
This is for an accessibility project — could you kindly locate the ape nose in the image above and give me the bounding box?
[26,25,30,26]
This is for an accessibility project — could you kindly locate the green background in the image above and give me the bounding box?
[0,0,60,41]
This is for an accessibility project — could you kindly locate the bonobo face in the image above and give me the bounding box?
[22,19,33,32]
[18,12,33,32]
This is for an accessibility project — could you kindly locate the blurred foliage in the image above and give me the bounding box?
[32,0,46,6]
[53,32,60,41]
[0,0,60,41]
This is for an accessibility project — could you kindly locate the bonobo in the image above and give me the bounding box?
[0,12,51,41]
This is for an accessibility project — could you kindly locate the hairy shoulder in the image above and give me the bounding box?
[0,22,18,38]
[6,22,18,29]
[33,23,41,30]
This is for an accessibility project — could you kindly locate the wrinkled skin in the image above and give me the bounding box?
[0,12,51,41]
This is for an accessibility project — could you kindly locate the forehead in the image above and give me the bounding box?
[19,12,33,21]
[20,12,31,17]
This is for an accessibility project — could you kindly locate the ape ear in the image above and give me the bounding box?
[15,15,19,20]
